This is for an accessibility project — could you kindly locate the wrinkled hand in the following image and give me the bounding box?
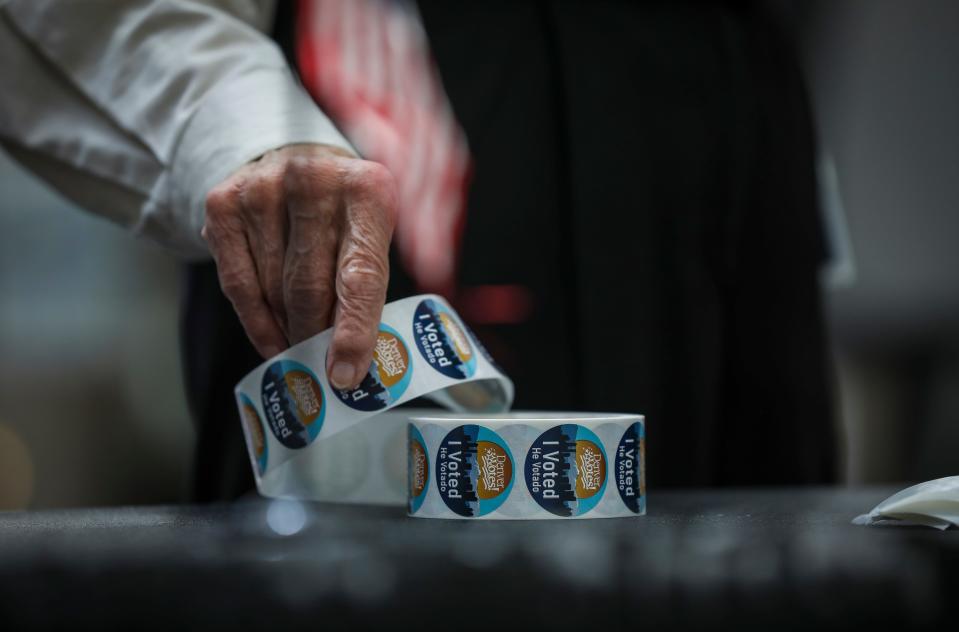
[202,144,396,390]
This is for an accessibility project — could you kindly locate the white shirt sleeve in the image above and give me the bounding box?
[0,0,354,259]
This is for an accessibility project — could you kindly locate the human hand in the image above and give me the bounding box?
[202,143,396,390]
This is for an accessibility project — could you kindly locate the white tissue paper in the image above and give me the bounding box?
[853,476,959,530]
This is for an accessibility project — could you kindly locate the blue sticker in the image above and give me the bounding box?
[408,424,430,514]
[412,299,477,379]
[436,424,514,517]
[238,393,268,475]
[525,424,608,517]
[335,323,413,411]
[615,422,644,513]
[261,360,325,449]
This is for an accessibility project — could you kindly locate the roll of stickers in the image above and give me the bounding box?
[234,295,513,501]
[408,413,645,520]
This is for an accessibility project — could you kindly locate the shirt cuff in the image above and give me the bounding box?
[169,66,355,256]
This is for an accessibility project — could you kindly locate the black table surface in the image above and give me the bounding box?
[1,487,956,630]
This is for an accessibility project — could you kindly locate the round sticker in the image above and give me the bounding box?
[525,424,608,517]
[334,323,413,411]
[408,424,430,514]
[436,424,514,517]
[238,393,268,475]
[614,422,644,513]
[412,298,476,379]
[260,360,326,449]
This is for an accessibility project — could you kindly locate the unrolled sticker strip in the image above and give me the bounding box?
[234,295,514,502]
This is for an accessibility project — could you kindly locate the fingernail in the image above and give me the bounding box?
[263,345,283,359]
[329,361,357,390]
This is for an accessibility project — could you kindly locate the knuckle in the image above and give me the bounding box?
[219,269,256,303]
[240,168,286,224]
[348,161,398,227]
[283,154,311,183]
[205,179,245,230]
[247,165,283,195]
[281,156,311,196]
[205,186,234,220]
[366,161,397,192]
[348,161,396,195]
[337,261,387,302]
[283,154,340,195]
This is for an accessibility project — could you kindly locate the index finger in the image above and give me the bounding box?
[326,162,396,390]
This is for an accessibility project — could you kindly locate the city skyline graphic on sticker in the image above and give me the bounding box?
[525,424,608,517]
[261,360,326,449]
[335,322,413,411]
[412,298,477,379]
[436,424,514,517]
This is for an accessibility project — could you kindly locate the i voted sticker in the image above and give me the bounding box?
[412,298,476,379]
[614,422,644,513]
[436,424,514,517]
[238,393,268,475]
[335,323,413,411]
[261,360,326,449]
[408,424,430,514]
[525,424,608,517]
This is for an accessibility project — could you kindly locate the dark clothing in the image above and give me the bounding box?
[183,1,836,501]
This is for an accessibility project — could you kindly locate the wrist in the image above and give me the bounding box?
[172,67,355,253]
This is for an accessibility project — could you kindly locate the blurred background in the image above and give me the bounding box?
[1,0,957,509]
